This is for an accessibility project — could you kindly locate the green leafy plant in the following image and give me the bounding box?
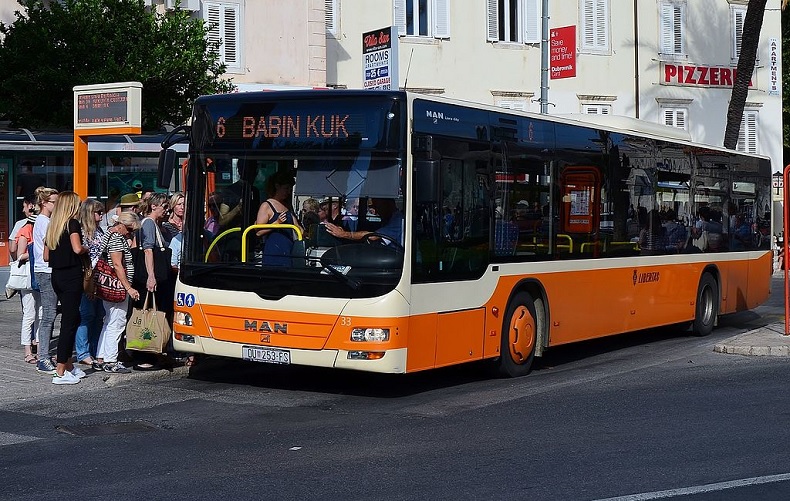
[0,0,234,130]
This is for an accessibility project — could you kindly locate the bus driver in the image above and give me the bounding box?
[324,198,403,246]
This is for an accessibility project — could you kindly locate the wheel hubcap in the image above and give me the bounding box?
[509,305,535,364]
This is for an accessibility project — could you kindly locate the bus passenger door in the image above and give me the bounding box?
[560,166,601,256]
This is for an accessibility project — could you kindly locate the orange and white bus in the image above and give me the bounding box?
[159,90,773,376]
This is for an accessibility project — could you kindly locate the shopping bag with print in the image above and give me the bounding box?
[126,292,171,354]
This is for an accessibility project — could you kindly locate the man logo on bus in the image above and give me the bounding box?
[244,320,288,334]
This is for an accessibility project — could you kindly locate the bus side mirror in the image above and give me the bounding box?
[415,160,440,203]
[157,148,178,189]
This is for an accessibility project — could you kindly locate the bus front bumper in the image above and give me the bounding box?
[174,334,407,374]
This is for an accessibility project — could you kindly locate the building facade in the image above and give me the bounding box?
[327,0,783,179]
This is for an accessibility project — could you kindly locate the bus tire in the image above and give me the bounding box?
[692,273,718,337]
[498,291,539,377]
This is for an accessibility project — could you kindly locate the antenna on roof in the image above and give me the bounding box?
[403,48,415,90]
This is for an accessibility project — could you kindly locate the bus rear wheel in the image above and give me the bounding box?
[692,272,718,337]
[498,291,539,377]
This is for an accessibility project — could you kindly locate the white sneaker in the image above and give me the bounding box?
[70,366,86,379]
[52,371,80,385]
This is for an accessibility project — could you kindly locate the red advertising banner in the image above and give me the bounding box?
[550,26,576,79]
[660,62,753,88]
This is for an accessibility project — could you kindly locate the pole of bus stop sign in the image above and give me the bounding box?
[784,165,790,335]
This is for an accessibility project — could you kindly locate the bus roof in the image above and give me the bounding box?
[192,89,768,162]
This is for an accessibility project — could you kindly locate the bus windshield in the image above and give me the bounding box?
[181,93,407,300]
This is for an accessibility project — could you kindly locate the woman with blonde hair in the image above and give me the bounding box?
[32,186,59,375]
[75,198,106,366]
[161,191,185,245]
[44,191,89,384]
[95,212,141,373]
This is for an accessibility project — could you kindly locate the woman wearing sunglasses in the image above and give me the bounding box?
[75,198,106,367]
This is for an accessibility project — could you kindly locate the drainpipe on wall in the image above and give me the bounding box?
[540,0,549,114]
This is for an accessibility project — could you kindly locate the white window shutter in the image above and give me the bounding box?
[732,7,745,58]
[433,0,450,38]
[660,2,684,55]
[326,0,337,36]
[663,109,674,127]
[581,0,607,50]
[523,0,541,44]
[222,4,239,67]
[659,3,674,54]
[205,3,222,57]
[487,0,499,42]
[672,5,683,54]
[594,0,607,49]
[737,111,758,153]
[675,109,686,130]
[393,0,407,36]
[663,108,687,130]
[204,2,240,68]
[582,0,595,47]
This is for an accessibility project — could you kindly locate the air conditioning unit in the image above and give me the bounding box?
[165,0,201,11]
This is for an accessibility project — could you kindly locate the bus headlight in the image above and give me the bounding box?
[175,311,193,326]
[350,328,390,342]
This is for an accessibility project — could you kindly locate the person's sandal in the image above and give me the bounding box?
[24,354,37,364]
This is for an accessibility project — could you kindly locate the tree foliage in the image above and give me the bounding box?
[0,0,234,130]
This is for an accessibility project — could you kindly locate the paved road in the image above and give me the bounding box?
[1,269,789,500]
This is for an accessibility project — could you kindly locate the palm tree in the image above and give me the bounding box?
[723,0,767,150]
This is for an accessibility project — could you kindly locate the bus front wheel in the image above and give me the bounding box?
[498,291,539,377]
[692,273,718,337]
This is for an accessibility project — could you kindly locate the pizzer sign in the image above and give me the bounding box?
[660,62,753,89]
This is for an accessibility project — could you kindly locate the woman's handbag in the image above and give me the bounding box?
[6,259,31,291]
[93,252,127,303]
[126,292,171,354]
[133,220,172,283]
[81,254,96,298]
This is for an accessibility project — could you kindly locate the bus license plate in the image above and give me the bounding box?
[242,346,291,365]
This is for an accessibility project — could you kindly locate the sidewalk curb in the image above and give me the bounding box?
[714,322,790,357]
[102,364,190,386]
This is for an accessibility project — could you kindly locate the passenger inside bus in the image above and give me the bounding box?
[662,209,687,253]
[638,209,667,256]
[324,198,403,247]
[255,171,303,266]
[220,160,261,229]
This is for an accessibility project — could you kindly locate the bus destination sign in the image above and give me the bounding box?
[217,114,351,139]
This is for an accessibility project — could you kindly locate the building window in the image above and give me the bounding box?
[582,104,611,114]
[659,0,686,59]
[204,2,241,70]
[486,0,540,44]
[736,110,758,154]
[580,0,609,52]
[394,0,450,39]
[326,0,338,37]
[661,107,687,130]
[731,4,746,61]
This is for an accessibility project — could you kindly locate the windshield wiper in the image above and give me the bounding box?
[321,264,361,290]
